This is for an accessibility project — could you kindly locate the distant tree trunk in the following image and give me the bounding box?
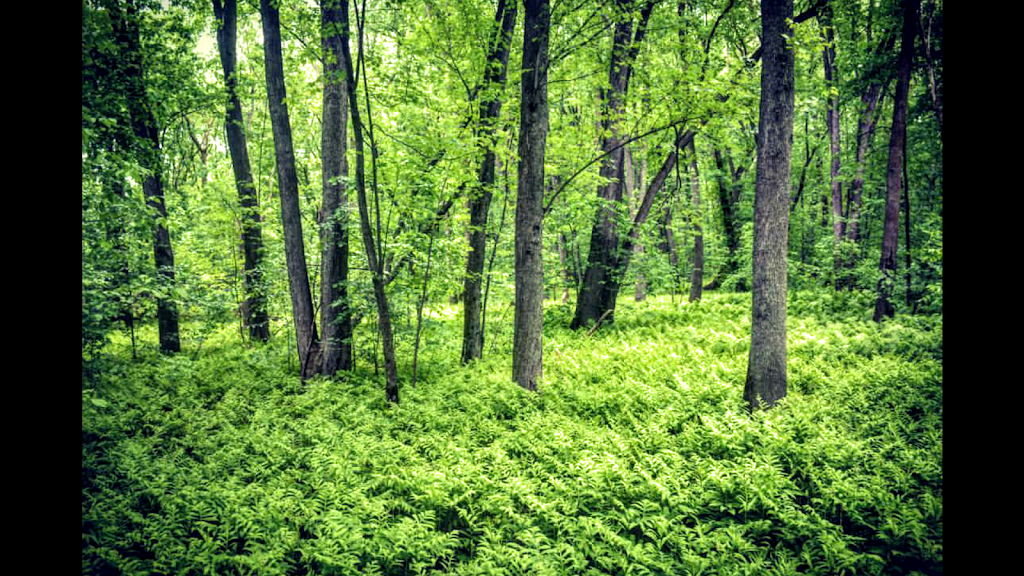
[338,0,399,401]
[462,0,517,364]
[710,147,747,291]
[512,0,550,391]
[111,0,181,354]
[571,0,656,330]
[212,0,270,343]
[874,0,918,322]
[744,0,794,411]
[319,0,353,374]
[687,139,703,302]
[821,5,844,290]
[259,0,320,377]
[919,0,942,136]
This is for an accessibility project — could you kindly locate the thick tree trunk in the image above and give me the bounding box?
[512,0,550,391]
[686,139,703,302]
[874,0,918,322]
[319,0,353,374]
[338,0,399,401]
[112,0,181,354]
[462,0,517,364]
[571,0,655,330]
[259,0,320,377]
[213,0,270,343]
[744,0,794,411]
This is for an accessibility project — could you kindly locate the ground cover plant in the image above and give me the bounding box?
[82,291,942,575]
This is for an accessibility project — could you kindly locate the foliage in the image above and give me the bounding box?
[84,292,941,575]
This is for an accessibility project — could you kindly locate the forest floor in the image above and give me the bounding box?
[83,289,942,575]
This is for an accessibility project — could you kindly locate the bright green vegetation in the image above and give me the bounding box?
[83,291,942,575]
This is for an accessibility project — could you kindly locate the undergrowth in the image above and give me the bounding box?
[83,290,942,575]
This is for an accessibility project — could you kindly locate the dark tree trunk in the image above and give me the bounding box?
[571,0,655,330]
[319,0,353,374]
[874,0,918,322]
[686,139,703,302]
[513,0,551,391]
[111,0,181,354]
[462,0,517,364]
[259,0,320,377]
[338,0,399,401]
[821,6,844,290]
[744,0,794,411]
[213,0,270,343]
[711,147,748,291]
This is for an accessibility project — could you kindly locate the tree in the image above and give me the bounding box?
[338,0,399,402]
[212,0,270,343]
[319,0,353,375]
[462,0,518,364]
[259,0,321,378]
[744,0,794,411]
[570,0,656,330]
[513,0,551,392]
[109,0,182,354]
[686,138,703,302]
[874,0,919,322]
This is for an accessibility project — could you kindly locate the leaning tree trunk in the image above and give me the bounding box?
[111,0,181,353]
[744,0,794,411]
[319,0,353,374]
[462,0,517,364]
[512,0,551,391]
[874,0,918,322]
[259,0,320,377]
[571,0,655,330]
[338,0,399,401]
[213,0,270,343]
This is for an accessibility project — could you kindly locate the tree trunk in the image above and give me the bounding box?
[319,0,353,374]
[462,0,517,364]
[259,0,320,377]
[571,0,655,330]
[744,0,794,411]
[213,0,270,343]
[338,0,400,401]
[710,147,748,291]
[111,0,181,354]
[821,6,844,290]
[512,0,551,391]
[874,0,918,322]
[686,138,703,302]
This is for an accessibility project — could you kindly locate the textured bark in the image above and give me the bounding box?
[874,0,918,322]
[213,0,270,343]
[744,0,794,411]
[259,0,320,377]
[462,0,517,364]
[686,139,703,302]
[111,0,181,354]
[338,0,399,401]
[571,0,655,330]
[513,0,550,391]
[319,0,353,374]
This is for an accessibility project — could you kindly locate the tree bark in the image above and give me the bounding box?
[686,138,703,302]
[259,0,320,377]
[744,0,794,411]
[513,0,551,391]
[111,0,181,354]
[338,0,399,401]
[462,0,517,364]
[319,0,353,374]
[571,0,656,330]
[213,0,270,343]
[874,0,918,322]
